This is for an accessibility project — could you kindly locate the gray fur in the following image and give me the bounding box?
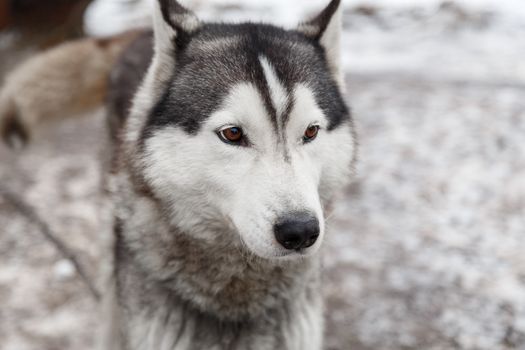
[102,1,354,349]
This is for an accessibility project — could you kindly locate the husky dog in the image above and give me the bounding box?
[102,0,357,349]
[0,0,355,348]
[0,31,139,148]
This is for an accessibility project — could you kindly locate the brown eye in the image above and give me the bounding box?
[218,127,244,145]
[303,125,320,142]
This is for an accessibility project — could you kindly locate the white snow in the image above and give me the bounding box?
[85,0,525,82]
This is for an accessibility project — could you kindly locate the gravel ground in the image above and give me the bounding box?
[1,1,524,349]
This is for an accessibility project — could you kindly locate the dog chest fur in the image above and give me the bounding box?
[110,181,324,350]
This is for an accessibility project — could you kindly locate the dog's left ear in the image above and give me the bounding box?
[298,0,344,88]
[155,0,200,53]
[126,1,201,146]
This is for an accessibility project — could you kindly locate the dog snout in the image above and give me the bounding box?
[274,212,320,251]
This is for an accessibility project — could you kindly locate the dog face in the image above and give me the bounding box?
[135,0,356,260]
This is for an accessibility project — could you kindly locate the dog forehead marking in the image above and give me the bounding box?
[258,56,289,122]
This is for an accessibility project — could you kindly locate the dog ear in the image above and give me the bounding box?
[125,1,201,146]
[298,0,344,88]
[153,0,200,54]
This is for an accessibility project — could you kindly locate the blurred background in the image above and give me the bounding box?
[0,0,524,349]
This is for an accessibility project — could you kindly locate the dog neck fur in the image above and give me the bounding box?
[111,181,324,349]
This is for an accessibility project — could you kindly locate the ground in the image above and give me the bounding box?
[0,1,524,349]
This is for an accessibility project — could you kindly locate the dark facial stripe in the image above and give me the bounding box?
[256,56,297,162]
[242,33,281,134]
[253,67,279,135]
[280,86,295,134]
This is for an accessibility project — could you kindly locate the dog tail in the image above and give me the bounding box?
[0,30,140,148]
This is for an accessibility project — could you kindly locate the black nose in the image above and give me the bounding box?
[274,212,320,250]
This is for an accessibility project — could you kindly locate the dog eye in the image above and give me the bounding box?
[303,125,320,143]
[218,127,244,145]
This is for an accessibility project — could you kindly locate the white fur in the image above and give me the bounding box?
[142,76,354,259]
[259,56,289,121]
[291,84,355,201]
[124,293,323,350]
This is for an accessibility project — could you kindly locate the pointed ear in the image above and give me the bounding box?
[153,0,200,54]
[125,1,201,145]
[298,0,344,88]
[147,0,200,91]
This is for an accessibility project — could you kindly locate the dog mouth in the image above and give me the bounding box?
[258,235,323,260]
[235,233,320,261]
[272,245,320,260]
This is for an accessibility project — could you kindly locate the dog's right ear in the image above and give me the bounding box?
[298,0,344,90]
[153,0,200,54]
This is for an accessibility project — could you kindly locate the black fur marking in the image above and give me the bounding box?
[244,26,280,133]
[140,22,350,143]
[107,30,154,142]
[280,96,295,162]
[280,92,295,133]
[2,108,29,148]
[159,0,198,50]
